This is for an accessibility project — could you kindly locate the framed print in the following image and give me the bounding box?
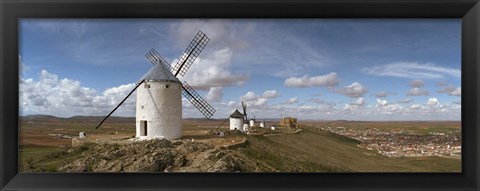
[1,0,479,190]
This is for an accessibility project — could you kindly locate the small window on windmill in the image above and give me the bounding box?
[166,84,169,88]
[144,83,150,88]
[141,106,144,109]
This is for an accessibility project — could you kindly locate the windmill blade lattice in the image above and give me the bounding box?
[146,48,172,72]
[173,31,210,76]
[182,81,216,119]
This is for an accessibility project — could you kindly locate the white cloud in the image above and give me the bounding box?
[336,82,368,98]
[407,87,429,96]
[376,99,388,107]
[255,98,269,107]
[238,90,280,109]
[362,62,460,79]
[40,70,58,86]
[375,99,404,113]
[343,104,361,111]
[374,100,404,115]
[182,98,195,109]
[286,97,298,104]
[242,97,269,108]
[438,85,461,96]
[205,87,223,102]
[398,98,413,104]
[426,97,440,106]
[101,83,136,103]
[261,90,279,98]
[177,47,249,90]
[343,97,366,111]
[409,104,424,110]
[284,72,338,88]
[354,97,366,106]
[384,104,403,111]
[410,79,425,87]
[227,101,237,107]
[450,87,461,96]
[240,91,258,101]
[20,70,136,117]
[374,91,397,98]
[238,90,276,109]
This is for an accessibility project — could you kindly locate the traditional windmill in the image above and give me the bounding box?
[229,109,244,131]
[95,31,216,140]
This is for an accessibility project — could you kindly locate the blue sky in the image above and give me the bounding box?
[19,19,461,120]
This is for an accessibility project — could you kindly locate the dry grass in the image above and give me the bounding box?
[240,126,461,172]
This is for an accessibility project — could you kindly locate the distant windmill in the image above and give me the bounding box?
[95,31,216,140]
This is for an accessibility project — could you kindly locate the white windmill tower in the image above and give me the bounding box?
[95,31,216,140]
[229,109,244,131]
[135,62,182,139]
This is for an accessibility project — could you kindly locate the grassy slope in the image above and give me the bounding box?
[20,144,92,172]
[20,146,63,169]
[239,126,461,172]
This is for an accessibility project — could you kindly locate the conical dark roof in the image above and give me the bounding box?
[229,109,244,118]
[140,63,180,83]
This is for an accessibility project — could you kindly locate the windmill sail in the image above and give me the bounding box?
[95,80,145,129]
[145,48,172,72]
[181,81,216,119]
[143,31,214,120]
[172,31,210,76]
[242,101,248,121]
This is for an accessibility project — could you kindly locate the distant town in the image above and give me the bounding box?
[321,126,461,158]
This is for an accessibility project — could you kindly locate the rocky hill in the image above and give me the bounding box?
[51,139,276,172]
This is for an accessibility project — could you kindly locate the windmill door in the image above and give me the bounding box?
[140,120,148,136]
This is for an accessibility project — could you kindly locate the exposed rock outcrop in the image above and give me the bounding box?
[58,139,272,172]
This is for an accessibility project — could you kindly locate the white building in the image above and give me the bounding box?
[136,63,182,140]
[243,124,249,131]
[229,109,244,131]
[260,121,265,128]
[249,119,255,127]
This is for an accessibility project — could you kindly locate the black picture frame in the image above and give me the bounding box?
[1,0,479,190]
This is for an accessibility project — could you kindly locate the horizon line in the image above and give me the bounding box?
[19,114,461,122]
